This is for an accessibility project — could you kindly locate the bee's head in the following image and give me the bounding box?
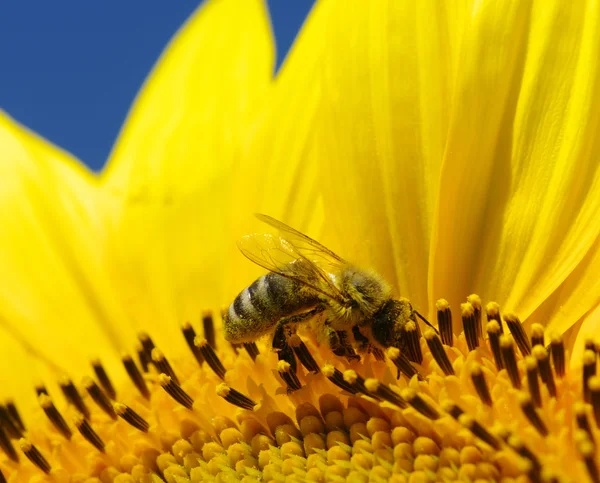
[336,267,391,320]
[371,298,414,347]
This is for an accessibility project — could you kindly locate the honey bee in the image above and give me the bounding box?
[224,214,433,369]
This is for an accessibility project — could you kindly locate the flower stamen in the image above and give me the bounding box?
[400,388,439,419]
[470,363,492,406]
[91,359,116,400]
[181,321,205,366]
[277,360,302,392]
[518,392,548,437]
[159,373,194,409]
[424,329,454,376]
[575,403,595,444]
[436,298,453,346]
[386,347,422,380]
[0,424,18,462]
[73,415,105,453]
[588,376,600,426]
[549,332,565,378]
[39,394,72,439]
[82,376,117,420]
[59,376,90,419]
[485,302,503,332]
[402,321,422,363]
[242,341,260,361]
[322,364,357,394]
[121,353,150,399]
[202,310,217,349]
[363,378,406,408]
[524,356,542,408]
[461,302,479,351]
[151,348,179,384]
[504,313,531,357]
[533,345,557,398]
[467,294,483,340]
[216,383,256,410]
[0,405,22,439]
[500,334,521,389]
[486,320,504,370]
[19,439,50,474]
[530,323,545,348]
[289,334,320,373]
[583,350,597,403]
[113,402,149,432]
[194,337,227,379]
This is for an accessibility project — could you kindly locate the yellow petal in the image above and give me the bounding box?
[430,0,600,318]
[100,0,274,349]
[0,112,131,405]
[301,0,470,311]
[568,301,600,368]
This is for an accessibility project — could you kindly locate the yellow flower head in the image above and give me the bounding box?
[1,0,600,482]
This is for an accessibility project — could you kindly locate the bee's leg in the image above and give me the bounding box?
[272,305,326,374]
[414,310,440,335]
[328,328,361,362]
[351,326,370,353]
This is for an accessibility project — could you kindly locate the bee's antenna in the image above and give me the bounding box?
[414,311,440,336]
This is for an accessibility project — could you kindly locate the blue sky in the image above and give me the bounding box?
[0,1,315,171]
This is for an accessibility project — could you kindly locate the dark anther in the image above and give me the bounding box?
[289,335,319,373]
[589,376,600,428]
[575,403,595,445]
[364,379,407,408]
[549,332,565,378]
[533,345,557,398]
[159,374,194,409]
[202,311,216,348]
[216,383,256,411]
[485,302,503,333]
[524,356,542,408]
[436,299,453,346]
[151,348,179,385]
[83,377,117,420]
[59,377,90,420]
[74,415,105,453]
[507,435,542,473]
[322,365,358,394]
[580,440,600,483]
[470,364,492,406]
[35,385,48,397]
[441,400,464,420]
[20,439,51,474]
[486,321,504,370]
[195,337,227,379]
[277,361,302,392]
[466,294,482,340]
[39,394,72,440]
[122,354,150,400]
[181,322,205,366]
[372,347,386,361]
[461,302,479,351]
[138,332,156,364]
[504,313,531,357]
[137,344,150,373]
[243,342,260,362]
[277,345,298,374]
[343,370,378,400]
[519,393,548,437]
[0,405,22,439]
[114,402,149,433]
[0,468,6,483]
[387,347,424,381]
[400,388,439,420]
[424,329,454,376]
[0,425,18,462]
[500,335,521,389]
[402,321,423,364]
[91,359,116,400]
[530,324,545,349]
[5,401,25,433]
[584,350,597,403]
[458,413,501,450]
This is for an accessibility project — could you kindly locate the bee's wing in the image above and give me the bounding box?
[238,232,346,303]
[255,213,347,266]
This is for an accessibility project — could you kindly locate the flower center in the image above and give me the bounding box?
[0,295,596,482]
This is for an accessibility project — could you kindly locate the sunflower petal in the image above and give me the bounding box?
[100,0,274,345]
[301,0,470,311]
[0,112,129,402]
[430,0,600,319]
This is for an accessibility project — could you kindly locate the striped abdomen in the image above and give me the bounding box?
[224,272,321,343]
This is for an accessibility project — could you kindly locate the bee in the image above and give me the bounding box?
[223,214,434,370]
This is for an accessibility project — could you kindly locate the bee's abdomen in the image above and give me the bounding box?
[224,273,320,343]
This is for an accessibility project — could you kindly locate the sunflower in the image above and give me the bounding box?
[1,0,600,481]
